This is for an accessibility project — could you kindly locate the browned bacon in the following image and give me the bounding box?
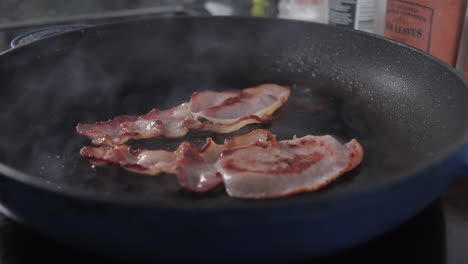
[80,129,363,198]
[216,135,363,199]
[76,84,290,146]
[80,129,275,192]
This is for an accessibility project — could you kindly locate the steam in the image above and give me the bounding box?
[0,18,273,197]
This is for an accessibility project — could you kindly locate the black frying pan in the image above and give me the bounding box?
[0,17,467,262]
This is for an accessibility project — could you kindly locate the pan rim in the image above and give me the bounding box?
[0,16,467,210]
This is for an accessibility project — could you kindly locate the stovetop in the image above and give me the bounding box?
[0,179,466,263]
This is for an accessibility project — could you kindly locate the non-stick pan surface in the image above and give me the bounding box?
[0,17,467,260]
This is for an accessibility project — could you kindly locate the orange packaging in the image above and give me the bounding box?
[465,56,468,77]
[384,0,467,66]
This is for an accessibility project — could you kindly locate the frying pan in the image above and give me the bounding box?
[0,17,467,262]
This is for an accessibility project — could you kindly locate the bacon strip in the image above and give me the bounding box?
[190,84,290,124]
[216,136,363,199]
[76,84,290,146]
[80,129,275,192]
[81,129,363,198]
[77,103,197,145]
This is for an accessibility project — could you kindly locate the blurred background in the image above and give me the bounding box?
[0,0,379,51]
[3,0,468,75]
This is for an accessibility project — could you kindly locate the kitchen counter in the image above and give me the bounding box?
[0,178,466,263]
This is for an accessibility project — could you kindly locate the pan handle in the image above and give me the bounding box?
[10,24,91,48]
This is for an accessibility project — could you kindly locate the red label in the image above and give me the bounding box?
[384,0,434,52]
